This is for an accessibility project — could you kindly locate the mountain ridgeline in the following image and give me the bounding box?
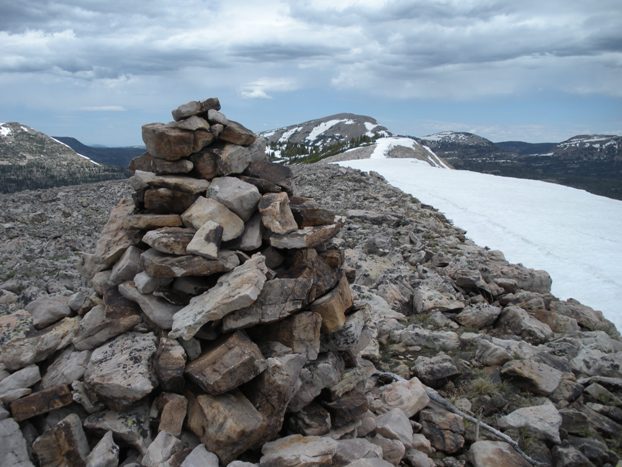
[52,136,144,168]
[0,123,128,193]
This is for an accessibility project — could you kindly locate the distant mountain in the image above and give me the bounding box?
[421,130,622,200]
[261,113,391,163]
[0,122,127,193]
[53,136,145,168]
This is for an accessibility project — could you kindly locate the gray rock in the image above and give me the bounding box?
[172,98,220,121]
[420,407,465,454]
[455,303,501,329]
[368,377,429,418]
[320,309,367,353]
[334,438,383,465]
[0,316,79,371]
[258,192,298,234]
[41,348,90,388]
[118,281,181,330]
[83,404,151,454]
[260,434,338,467]
[413,353,460,388]
[474,339,512,366]
[142,431,183,467]
[0,418,35,467]
[253,312,322,361]
[469,440,531,467]
[25,295,72,329]
[32,413,90,467]
[375,408,414,448]
[367,433,405,465]
[181,197,245,241]
[269,221,343,249]
[109,245,142,286]
[496,306,553,344]
[207,177,261,221]
[498,401,561,444]
[220,120,256,146]
[73,297,141,350]
[397,326,460,351]
[236,213,263,251]
[181,444,220,467]
[124,213,183,230]
[141,227,195,255]
[84,332,158,410]
[218,143,256,175]
[207,109,228,126]
[286,403,331,436]
[551,444,595,467]
[500,359,563,395]
[141,248,239,279]
[0,365,40,398]
[86,431,119,467]
[403,450,435,467]
[223,276,313,331]
[345,460,394,467]
[155,337,187,392]
[185,331,266,395]
[173,115,210,131]
[134,271,172,294]
[288,353,345,412]
[169,254,268,340]
[186,220,222,259]
[412,285,464,313]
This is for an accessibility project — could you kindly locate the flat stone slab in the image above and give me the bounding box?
[219,120,256,146]
[469,440,531,467]
[24,296,71,330]
[130,170,210,194]
[0,417,35,467]
[169,254,268,340]
[142,123,212,160]
[269,219,343,249]
[83,404,152,454]
[498,402,562,444]
[260,434,338,467]
[368,377,430,418]
[124,214,183,230]
[143,188,198,214]
[141,248,239,278]
[10,384,73,421]
[142,227,195,255]
[501,359,563,395]
[41,348,90,388]
[172,98,220,121]
[185,331,266,395]
[84,332,158,410]
[118,281,181,330]
[181,197,244,241]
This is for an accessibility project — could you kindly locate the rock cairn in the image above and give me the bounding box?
[1,98,423,467]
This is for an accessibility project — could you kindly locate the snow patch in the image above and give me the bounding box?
[337,158,622,332]
[279,127,301,143]
[306,119,354,142]
[0,124,12,137]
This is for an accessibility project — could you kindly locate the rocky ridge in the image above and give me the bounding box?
[0,100,620,466]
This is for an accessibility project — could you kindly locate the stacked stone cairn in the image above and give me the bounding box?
[0,98,434,467]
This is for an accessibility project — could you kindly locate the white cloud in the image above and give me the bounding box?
[241,78,298,99]
[78,105,126,112]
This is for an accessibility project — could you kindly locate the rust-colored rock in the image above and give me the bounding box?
[309,275,353,332]
[10,384,73,421]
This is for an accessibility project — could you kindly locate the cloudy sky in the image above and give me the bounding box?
[1,0,621,145]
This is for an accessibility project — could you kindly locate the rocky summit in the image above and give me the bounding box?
[0,98,621,467]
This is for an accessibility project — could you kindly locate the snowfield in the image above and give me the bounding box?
[337,158,622,332]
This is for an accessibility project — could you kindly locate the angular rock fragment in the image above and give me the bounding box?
[258,192,298,234]
[497,306,553,344]
[0,365,40,400]
[368,434,406,466]
[32,413,89,467]
[182,196,245,241]
[186,220,223,259]
[130,153,194,175]
[84,332,157,410]
[134,271,172,294]
[252,312,321,361]
[289,353,345,412]
[180,444,220,467]
[130,170,211,194]
[218,143,257,175]
[468,440,532,467]
[269,219,343,249]
[172,97,220,121]
[235,213,263,251]
[169,254,268,340]
[10,385,73,421]
[286,403,331,436]
[334,438,384,465]
[143,188,198,214]
[223,276,313,331]
[118,282,180,330]
[142,431,184,467]
[0,317,79,371]
[323,389,369,428]
[420,407,465,454]
[375,408,414,448]
[141,247,239,278]
[142,123,212,160]
[41,348,90,388]
[368,377,429,418]
[155,392,188,436]
[207,177,261,221]
[0,310,33,348]
[220,120,256,146]
[455,303,501,329]
[190,149,219,180]
[173,115,210,131]
[185,331,266,395]
[246,160,293,194]
[413,353,460,388]
[109,245,142,286]
[187,391,264,464]
[260,434,338,467]
[25,295,71,329]
[155,337,187,391]
[309,275,353,332]
[290,199,335,227]
[0,417,33,467]
[124,214,183,229]
[500,359,563,395]
[86,431,119,467]
[498,401,561,444]
[83,404,151,454]
[321,309,367,353]
[142,227,195,255]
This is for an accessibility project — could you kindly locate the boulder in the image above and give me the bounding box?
[173,115,210,131]
[169,254,268,340]
[334,438,383,465]
[32,413,90,467]
[413,353,460,388]
[24,295,71,329]
[412,285,464,313]
[143,188,199,214]
[85,431,119,467]
[190,149,219,180]
[500,359,563,395]
[0,365,40,400]
[142,123,212,160]
[142,227,195,255]
[455,303,501,329]
[368,377,429,418]
[468,440,531,467]
[397,326,460,351]
[181,197,245,241]
[320,309,367,353]
[83,332,158,410]
[218,143,257,175]
[258,192,298,234]
[186,220,223,259]
[367,434,405,465]
[220,120,256,146]
[497,306,553,344]
[185,331,266,395]
[260,434,338,467]
[288,353,345,412]
[207,177,261,221]
[235,213,263,251]
[141,248,239,278]
[286,403,331,436]
[323,389,369,428]
[498,401,562,444]
[247,160,294,194]
[187,391,265,464]
[172,98,220,120]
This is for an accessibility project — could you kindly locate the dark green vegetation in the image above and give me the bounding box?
[53,137,144,168]
[267,134,377,164]
[0,162,128,193]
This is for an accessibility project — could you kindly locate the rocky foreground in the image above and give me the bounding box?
[1,147,621,464]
